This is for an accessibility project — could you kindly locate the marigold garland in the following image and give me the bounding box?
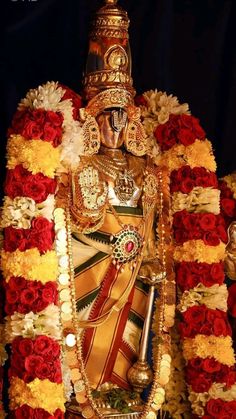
[1,82,236,419]
[1,249,58,282]
[159,140,216,172]
[182,335,235,366]
[7,135,60,178]
[174,240,226,263]
[9,376,66,414]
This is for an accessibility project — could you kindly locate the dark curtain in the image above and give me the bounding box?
[1,0,236,195]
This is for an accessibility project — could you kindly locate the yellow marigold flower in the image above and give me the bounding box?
[183,335,235,366]
[6,135,60,178]
[160,140,216,172]
[9,377,65,414]
[1,249,58,283]
[174,240,225,263]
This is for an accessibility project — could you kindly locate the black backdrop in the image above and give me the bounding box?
[1,0,236,193]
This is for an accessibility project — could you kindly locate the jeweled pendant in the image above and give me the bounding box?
[110,225,143,265]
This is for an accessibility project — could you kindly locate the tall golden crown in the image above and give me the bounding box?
[83,0,135,102]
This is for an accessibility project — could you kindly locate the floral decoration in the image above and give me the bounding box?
[0,81,83,417]
[137,89,236,417]
[1,82,236,418]
[4,278,58,315]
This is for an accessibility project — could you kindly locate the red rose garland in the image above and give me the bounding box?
[0,82,84,417]
[137,97,236,416]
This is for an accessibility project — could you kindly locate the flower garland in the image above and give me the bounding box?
[0,81,83,417]
[136,90,236,417]
[2,82,236,418]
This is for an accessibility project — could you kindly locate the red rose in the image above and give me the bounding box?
[8,276,27,290]
[31,109,46,125]
[53,410,64,419]
[12,404,34,419]
[4,227,27,252]
[34,336,53,355]
[52,363,62,383]
[203,231,220,246]
[31,217,52,232]
[154,122,176,151]
[202,358,221,373]
[178,127,196,146]
[181,178,195,193]
[199,213,216,231]
[225,400,236,413]
[221,198,236,217]
[35,363,52,380]
[41,282,58,303]
[22,120,43,139]
[18,338,34,357]
[61,84,82,120]
[29,231,54,253]
[175,262,199,290]
[199,324,212,335]
[228,283,236,317]
[219,180,233,198]
[23,179,48,203]
[134,95,148,107]
[4,179,23,198]
[20,289,37,305]
[210,263,224,283]
[216,225,227,243]
[6,289,19,304]
[43,123,62,147]
[188,357,203,369]
[173,211,184,228]
[46,111,63,127]
[35,299,49,312]
[182,212,198,231]
[34,408,52,419]
[206,399,224,417]
[183,305,206,326]
[213,317,231,337]
[174,229,189,244]
[25,354,44,374]
[191,374,212,393]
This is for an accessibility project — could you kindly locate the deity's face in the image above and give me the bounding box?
[96,108,128,149]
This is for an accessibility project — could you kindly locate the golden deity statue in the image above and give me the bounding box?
[59,0,171,417]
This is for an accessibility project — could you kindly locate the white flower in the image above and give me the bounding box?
[142,89,190,124]
[1,195,55,229]
[178,284,228,312]
[18,81,66,111]
[5,304,61,341]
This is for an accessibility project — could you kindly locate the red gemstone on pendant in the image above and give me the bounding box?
[125,241,134,253]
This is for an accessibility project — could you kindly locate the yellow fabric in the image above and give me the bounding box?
[74,208,153,388]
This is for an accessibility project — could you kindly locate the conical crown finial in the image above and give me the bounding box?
[83,0,134,101]
[105,0,118,4]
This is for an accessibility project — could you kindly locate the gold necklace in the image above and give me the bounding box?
[92,153,142,181]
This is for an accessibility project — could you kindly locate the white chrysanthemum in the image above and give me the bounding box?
[18,81,66,111]
[60,120,83,169]
[178,284,228,312]
[142,89,190,125]
[5,304,61,341]
[209,383,236,401]
[1,195,55,229]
